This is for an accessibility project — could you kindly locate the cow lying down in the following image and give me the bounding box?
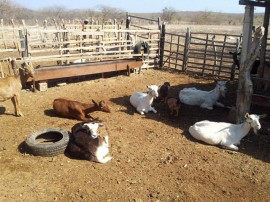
[67,122,112,163]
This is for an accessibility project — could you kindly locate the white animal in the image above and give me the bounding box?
[130,85,159,115]
[188,113,267,151]
[83,122,112,163]
[68,122,112,163]
[179,81,227,110]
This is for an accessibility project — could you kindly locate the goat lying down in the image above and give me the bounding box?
[154,82,170,103]
[53,98,111,121]
[189,113,267,151]
[130,85,159,115]
[67,122,112,163]
[167,97,180,117]
[179,81,227,110]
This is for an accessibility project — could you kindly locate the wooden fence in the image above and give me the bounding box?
[162,27,242,80]
[126,13,162,69]
[0,18,160,77]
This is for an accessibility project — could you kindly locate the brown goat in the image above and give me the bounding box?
[155,82,171,103]
[0,60,35,117]
[167,97,180,117]
[53,98,111,121]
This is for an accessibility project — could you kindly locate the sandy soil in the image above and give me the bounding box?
[0,68,270,201]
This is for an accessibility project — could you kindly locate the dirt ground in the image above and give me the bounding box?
[0,68,270,201]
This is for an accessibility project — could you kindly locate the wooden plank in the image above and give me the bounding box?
[26,59,142,82]
[252,94,270,107]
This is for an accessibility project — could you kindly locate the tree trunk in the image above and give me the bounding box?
[236,26,265,123]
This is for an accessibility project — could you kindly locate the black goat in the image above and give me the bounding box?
[229,51,260,74]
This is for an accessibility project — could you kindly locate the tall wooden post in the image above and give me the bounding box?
[19,30,27,58]
[257,7,269,78]
[240,5,254,64]
[159,23,165,68]
[236,26,264,123]
[126,13,130,29]
[183,27,190,71]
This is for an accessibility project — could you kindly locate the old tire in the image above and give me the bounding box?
[25,128,70,157]
[134,41,150,54]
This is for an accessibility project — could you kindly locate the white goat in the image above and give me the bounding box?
[179,81,227,110]
[130,85,159,115]
[189,113,267,151]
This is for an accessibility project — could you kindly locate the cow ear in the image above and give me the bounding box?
[92,99,98,106]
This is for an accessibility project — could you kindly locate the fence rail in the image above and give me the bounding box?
[163,28,242,79]
[0,17,160,76]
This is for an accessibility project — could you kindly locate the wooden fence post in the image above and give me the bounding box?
[159,23,165,68]
[230,38,241,80]
[175,35,180,69]
[236,26,264,123]
[211,35,217,75]
[158,17,161,30]
[257,7,269,78]
[19,29,27,58]
[183,27,190,71]
[126,13,130,29]
[219,34,227,76]
[202,33,209,75]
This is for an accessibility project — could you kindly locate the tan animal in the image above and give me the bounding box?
[53,98,111,121]
[167,97,180,117]
[0,60,35,117]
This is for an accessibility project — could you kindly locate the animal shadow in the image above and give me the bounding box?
[0,107,6,115]
[110,95,135,115]
[44,109,58,117]
[18,141,31,154]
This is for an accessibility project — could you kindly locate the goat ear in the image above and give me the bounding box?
[98,123,104,127]
[92,99,98,106]
[82,123,88,128]
[245,113,250,119]
[259,114,267,119]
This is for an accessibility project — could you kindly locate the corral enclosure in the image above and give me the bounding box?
[1,14,270,201]
[0,16,160,84]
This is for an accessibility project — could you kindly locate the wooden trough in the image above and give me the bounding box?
[25,59,142,81]
[23,59,142,90]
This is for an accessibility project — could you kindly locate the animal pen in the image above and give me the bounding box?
[1,13,270,108]
[0,15,161,89]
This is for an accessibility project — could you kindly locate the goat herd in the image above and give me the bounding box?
[0,61,267,163]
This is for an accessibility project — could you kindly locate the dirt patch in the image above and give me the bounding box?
[0,68,270,201]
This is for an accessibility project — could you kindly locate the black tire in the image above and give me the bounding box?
[134,41,150,54]
[25,128,70,157]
